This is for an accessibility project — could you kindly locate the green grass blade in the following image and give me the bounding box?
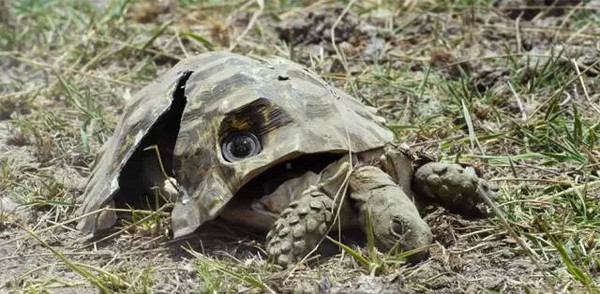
[181,32,216,51]
[326,236,377,273]
[23,228,115,293]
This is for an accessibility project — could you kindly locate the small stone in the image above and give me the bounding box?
[162,177,180,202]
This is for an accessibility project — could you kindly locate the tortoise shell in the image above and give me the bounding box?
[78,52,395,238]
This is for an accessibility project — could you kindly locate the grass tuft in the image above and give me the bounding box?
[1,0,599,292]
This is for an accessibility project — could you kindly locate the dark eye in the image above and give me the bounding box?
[221,131,262,162]
[391,218,406,237]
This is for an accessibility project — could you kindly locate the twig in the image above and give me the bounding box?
[474,186,555,294]
[175,29,190,58]
[553,1,584,43]
[409,134,465,148]
[528,58,600,121]
[507,81,527,122]
[490,178,573,185]
[515,13,522,54]
[229,0,264,51]
[7,55,135,87]
[0,251,116,262]
[539,180,600,201]
[0,208,109,247]
[558,91,571,106]
[82,204,171,247]
[330,0,356,78]
[571,59,600,115]
[461,99,485,155]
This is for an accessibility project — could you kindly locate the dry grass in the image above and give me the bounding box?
[1,0,599,292]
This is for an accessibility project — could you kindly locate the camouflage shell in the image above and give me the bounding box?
[78,52,395,238]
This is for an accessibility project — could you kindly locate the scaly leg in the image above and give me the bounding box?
[265,159,352,266]
[265,187,334,266]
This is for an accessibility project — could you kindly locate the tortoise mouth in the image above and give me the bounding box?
[220,152,343,226]
[239,152,343,199]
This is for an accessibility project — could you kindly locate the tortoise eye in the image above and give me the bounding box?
[391,218,406,237]
[222,131,262,162]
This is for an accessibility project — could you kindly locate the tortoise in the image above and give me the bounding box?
[78,51,498,266]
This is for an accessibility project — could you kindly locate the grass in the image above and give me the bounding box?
[1,0,599,292]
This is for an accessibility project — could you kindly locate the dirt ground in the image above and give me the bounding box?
[1,0,599,293]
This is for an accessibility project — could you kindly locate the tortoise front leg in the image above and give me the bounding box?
[348,166,433,261]
[265,187,335,266]
[413,162,498,215]
[265,160,352,266]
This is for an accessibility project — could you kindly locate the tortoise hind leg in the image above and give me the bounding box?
[413,162,498,215]
[265,188,334,266]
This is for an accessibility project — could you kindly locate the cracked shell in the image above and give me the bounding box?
[77,52,394,238]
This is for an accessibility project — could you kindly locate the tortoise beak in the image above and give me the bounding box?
[171,173,233,238]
